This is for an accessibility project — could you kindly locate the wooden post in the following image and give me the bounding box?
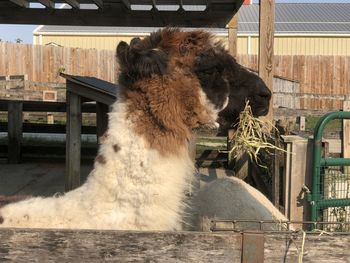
[96,102,109,139]
[227,129,235,169]
[259,0,275,122]
[228,14,238,58]
[282,136,312,221]
[65,90,82,191]
[47,113,54,124]
[7,101,23,164]
[342,99,350,175]
[299,116,306,131]
[272,133,281,208]
[241,232,265,263]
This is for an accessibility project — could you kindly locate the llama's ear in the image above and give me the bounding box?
[128,47,168,78]
[130,37,142,47]
[116,41,129,66]
[117,39,168,79]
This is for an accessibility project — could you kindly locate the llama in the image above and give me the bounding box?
[118,30,271,136]
[0,28,231,230]
[216,68,271,135]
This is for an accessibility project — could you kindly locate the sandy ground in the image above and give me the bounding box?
[0,160,93,197]
[0,161,287,231]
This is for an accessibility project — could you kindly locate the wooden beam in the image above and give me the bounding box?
[37,0,54,9]
[0,229,242,262]
[0,100,97,113]
[121,0,131,10]
[7,101,23,164]
[0,7,235,27]
[91,0,103,9]
[242,233,264,263]
[96,102,109,139]
[178,0,184,10]
[272,133,282,208]
[0,229,349,262]
[65,90,82,191]
[151,0,157,9]
[205,0,212,9]
[9,0,29,8]
[64,0,80,9]
[66,82,115,105]
[228,14,238,58]
[258,0,275,122]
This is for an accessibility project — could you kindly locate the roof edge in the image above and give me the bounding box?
[33,31,350,37]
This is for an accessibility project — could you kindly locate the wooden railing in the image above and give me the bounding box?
[0,100,97,163]
[0,228,348,262]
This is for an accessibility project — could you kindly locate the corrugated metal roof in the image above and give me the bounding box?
[35,3,350,35]
[238,3,350,34]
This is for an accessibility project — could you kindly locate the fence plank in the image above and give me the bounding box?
[65,90,82,191]
[1,43,350,110]
[265,234,350,263]
[0,229,242,262]
[0,229,348,263]
[7,101,23,163]
[0,42,117,84]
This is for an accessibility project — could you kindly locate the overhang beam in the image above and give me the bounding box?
[121,0,131,10]
[64,0,80,9]
[10,0,29,8]
[0,7,234,27]
[91,0,103,9]
[37,0,55,9]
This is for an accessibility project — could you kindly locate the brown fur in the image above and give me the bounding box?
[134,28,212,56]
[118,29,224,156]
[98,132,109,144]
[113,144,121,152]
[95,154,106,164]
[125,70,214,156]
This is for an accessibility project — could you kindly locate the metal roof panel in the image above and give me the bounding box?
[35,3,350,34]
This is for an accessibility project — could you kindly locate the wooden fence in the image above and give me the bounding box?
[238,55,350,110]
[0,228,349,262]
[0,42,118,84]
[1,42,350,110]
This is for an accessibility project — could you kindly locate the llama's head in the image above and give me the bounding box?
[116,28,230,154]
[216,67,272,135]
[117,28,271,137]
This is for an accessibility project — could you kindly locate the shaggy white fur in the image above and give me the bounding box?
[0,102,196,230]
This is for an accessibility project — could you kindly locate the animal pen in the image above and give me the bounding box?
[0,0,350,262]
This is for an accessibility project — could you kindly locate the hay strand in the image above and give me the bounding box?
[227,101,285,167]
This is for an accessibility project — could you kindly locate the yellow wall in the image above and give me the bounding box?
[34,34,350,56]
[239,36,350,56]
[34,35,143,51]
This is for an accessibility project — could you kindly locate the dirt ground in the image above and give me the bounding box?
[0,160,92,197]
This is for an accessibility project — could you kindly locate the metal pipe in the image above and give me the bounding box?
[311,111,350,222]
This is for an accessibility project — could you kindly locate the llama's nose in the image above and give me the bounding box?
[259,88,272,100]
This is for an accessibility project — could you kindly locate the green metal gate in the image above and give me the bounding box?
[309,111,350,230]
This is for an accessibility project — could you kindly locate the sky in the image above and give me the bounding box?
[0,0,349,44]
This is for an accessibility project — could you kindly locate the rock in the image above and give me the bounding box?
[184,169,288,231]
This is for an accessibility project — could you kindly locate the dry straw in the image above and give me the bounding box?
[227,101,285,166]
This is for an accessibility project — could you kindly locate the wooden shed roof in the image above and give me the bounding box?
[0,0,243,27]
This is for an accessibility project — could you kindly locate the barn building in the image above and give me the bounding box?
[33,2,350,56]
